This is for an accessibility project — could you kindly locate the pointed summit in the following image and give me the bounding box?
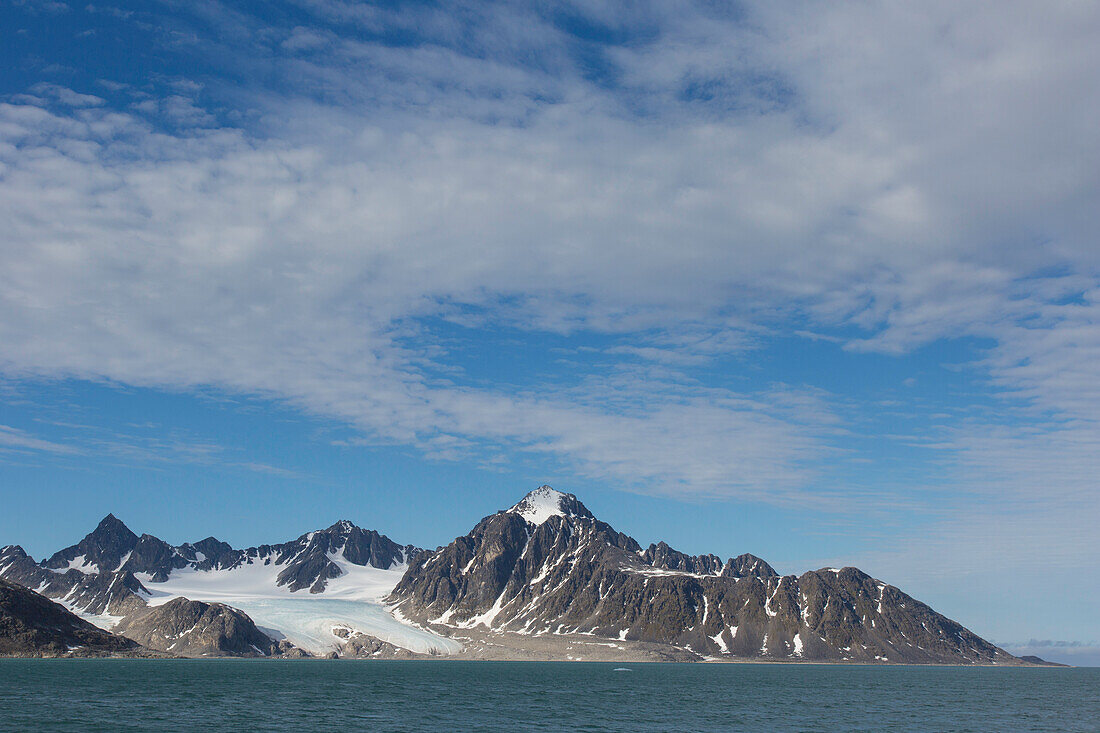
[325,519,358,534]
[89,513,138,546]
[507,485,594,525]
[43,513,139,573]
[95,513,133,533]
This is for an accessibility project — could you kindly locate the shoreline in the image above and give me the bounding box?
[0,655,1071,667]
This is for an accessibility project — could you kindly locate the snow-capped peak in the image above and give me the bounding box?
[507,485,592,525]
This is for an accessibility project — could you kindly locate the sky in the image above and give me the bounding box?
[1,0,1098,665]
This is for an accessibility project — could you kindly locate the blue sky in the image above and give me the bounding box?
[1,0,1098,664]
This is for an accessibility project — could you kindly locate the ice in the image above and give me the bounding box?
[214,597,461,655]
[135,549,461,655]
[55,597,125,630]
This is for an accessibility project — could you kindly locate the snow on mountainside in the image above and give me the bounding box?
[1,485,1035,663]
[0,517,457,657]
[390,486,1023,665]
[134,553,458,655]
[507,486,593,525]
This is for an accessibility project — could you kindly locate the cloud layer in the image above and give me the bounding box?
[2,1,1098,585]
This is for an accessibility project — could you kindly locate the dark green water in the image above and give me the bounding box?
[0,660,1095,732]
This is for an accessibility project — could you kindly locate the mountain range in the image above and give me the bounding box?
[0,486,1040,664]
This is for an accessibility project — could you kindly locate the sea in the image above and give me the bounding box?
[1,660,1096,732]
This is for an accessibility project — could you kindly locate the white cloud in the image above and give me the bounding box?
[0,2,1098,535]
[0,425,79,455]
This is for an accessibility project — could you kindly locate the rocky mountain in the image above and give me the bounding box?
[43,513,138,575]
[113,598,303,657]
[389,486,1018,664]
[0,578,162,658]
[245,519,419,593]
[1,486,1034,663]
[30,515,419,589]
[0,544,150,619]
[1017,655,1068,667]
[0,515,427,659]
[0,516,420,621]
[330,626,421,659]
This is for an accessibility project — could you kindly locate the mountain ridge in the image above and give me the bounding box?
[0,577,165,658]
[1,486,1033,664]
[388,487,1017,664]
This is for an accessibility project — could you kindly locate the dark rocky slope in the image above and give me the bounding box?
[1,515,419,621]
[390,486,1020,664]
[1,515,420,658]
[113,598,303,657]
[0,578,161,658]
[331,626,421,658]
[28,514,419,590]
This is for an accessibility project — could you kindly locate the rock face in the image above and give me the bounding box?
[0,488,1033,663]
[0,544,150,619]
[1,515,419,658]
[249,520,419,593]
[390,487,1018,664]
[0,578,159,658]
[113,598,295,657]
[1,515,419,618]
[40,515,419,589]
[1017,655,1067,667]
[43,513,138,575]
[331,626,419,658]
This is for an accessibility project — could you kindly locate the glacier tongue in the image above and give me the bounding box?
[205,597,461,655]
[136,556,461,655]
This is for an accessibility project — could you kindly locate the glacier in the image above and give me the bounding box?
[135,550,461,655]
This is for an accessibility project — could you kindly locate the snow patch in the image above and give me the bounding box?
[623,567,713,579]
[508,486,573,526]
[114,551,132,572]
[51,555,96,575]
[457,590,510,629]
[54,598,124,630]
[765,579,782,617]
